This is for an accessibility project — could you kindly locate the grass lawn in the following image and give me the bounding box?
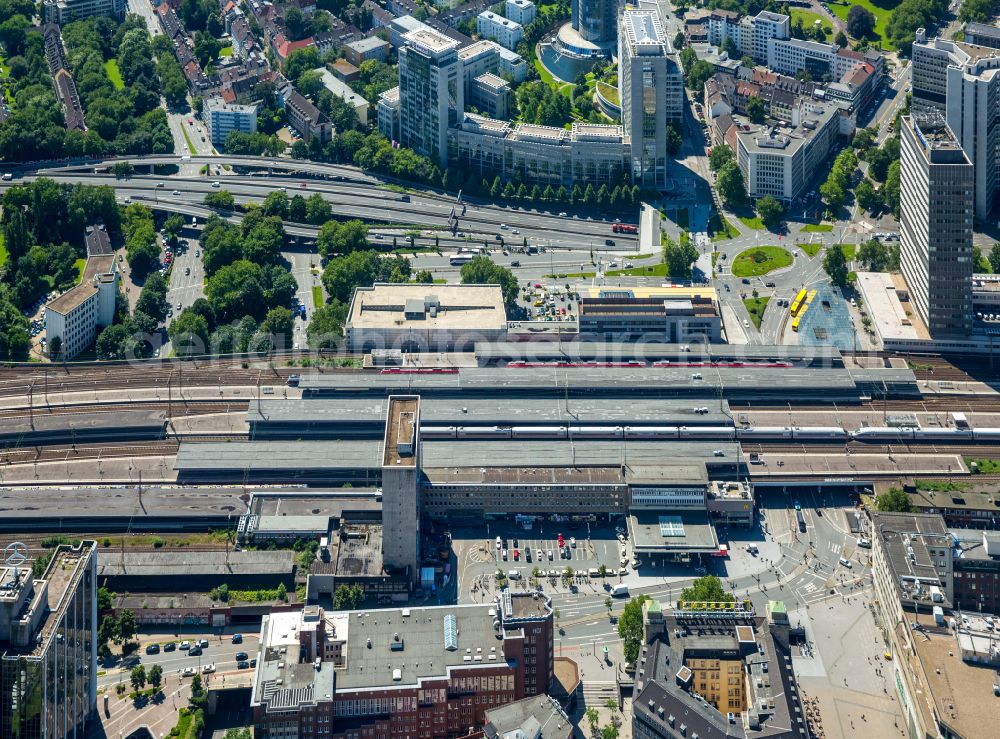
[797,242,822,258]
[790,8,833,36]
[841,243,857,260]
[710,213,740,241]
[73,258,86,283]
[180,125,197,155]
[738,215,765,230]
[219,45,233,57]
[801,223,833,233]
[975,248,992,272]
[967,457,1000,473]
[104,59,124,90]
[731,246,793,277]
[607,262,667,277]
[0,232,7,269]
[829,0,893,48]
[311,285,323,307]
[596,80,619,106]
[743,297,770,329]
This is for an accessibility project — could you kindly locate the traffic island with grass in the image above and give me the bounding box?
[797,242,822,258]
[743,296,769,329]
[731,246,793,277]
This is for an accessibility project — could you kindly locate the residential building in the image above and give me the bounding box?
[505,0,536,26]
[471,73,511,119]
[748,10,789,63]
[476,695,571,739]
[683,9,710,45]
[381,395,422,582]
[314,67,370,125]
[871,511,955,618]
[572,0,617,45]
[578,286,723,343]
[377,85,401,141]
[951,529,1000,614]
[204,96,258,147]
[345,284,507,352]
[963,21,1000,48]
[477,10,524,51]
[448,115,629,189]
[0,541,98,738]
[707,9,739,48]
[284,89,334,143]
[498,45,528,81]
[911,29,1000,220]
[42,0,125,23]
[633,599,803,739]
[43,25,86,132]
[728,100,841,203]
[899,113,974,337]
[45,225,118,360]
[619,9,683,189]
[398,28,464,168]
[343,35,391,66]
[250,593,554,736]
[767,37,866,80]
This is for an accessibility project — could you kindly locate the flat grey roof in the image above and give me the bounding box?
[474,341,843,361]
[628,509,719,553]
[299,367,859,393]
[97,549,295,578]
[175,440,382,470]
[248,397,733,426]
[176,439,740,472]
[0,409,167,436]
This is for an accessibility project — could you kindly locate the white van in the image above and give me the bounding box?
[508,569,521,580]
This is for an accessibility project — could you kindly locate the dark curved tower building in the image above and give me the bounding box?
[572,0,617,45]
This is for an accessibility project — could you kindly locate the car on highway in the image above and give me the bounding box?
[172,189,180,195]
[182,667,197,677]
[212,181,220,188]
[794,501,801,510]
[235,651,249,661]
[558,211,568,217]
[188,646,202,656]
[163,642,176,652]
[237,660,250,669]
[232,634,243,644]
[180,641,190,650]
[156,182,164,188]
[145,644,160,655]
[510,260,520,267]
[839,557,852,568]
[202,664,216,674]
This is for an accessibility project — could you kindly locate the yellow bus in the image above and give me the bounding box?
[805,289,817,307]
[789,289,807,316]
[792,315,801,332]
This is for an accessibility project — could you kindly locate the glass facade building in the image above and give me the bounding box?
[1,542,97,739]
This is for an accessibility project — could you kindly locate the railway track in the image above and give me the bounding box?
[0,435,246,465]
[751,442,1000,455]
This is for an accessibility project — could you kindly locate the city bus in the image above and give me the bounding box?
[805,290,817,308]
[789,289,807,316]
[791,315,801,332]
[449,254,474,266]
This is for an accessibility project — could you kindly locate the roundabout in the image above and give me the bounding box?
[731,246,794,277]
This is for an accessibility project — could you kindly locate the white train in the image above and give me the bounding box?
[419,425,1000,442]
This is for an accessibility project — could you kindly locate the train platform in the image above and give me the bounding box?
[0,385,301,411]
[747,452,967,480]
[0,455,177,486]
[169,412,249,437]
[737,407,1000,432]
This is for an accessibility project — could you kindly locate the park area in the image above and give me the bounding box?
[731,246,793,277]
[828,0,893,48]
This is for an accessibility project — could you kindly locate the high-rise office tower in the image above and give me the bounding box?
[899,114,974,337]
[398,28,464,169]
[619,9,683,189]
[912,28,1000,220]
[381,396,421,583]
[572,0,617,45]
[1,541,98,738]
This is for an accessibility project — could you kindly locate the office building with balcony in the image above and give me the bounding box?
[619,9,683,189]
[899,113,974,337]
[1,541,98,738]
[204,96,258,147]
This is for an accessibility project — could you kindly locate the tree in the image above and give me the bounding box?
[257,306,294,351]
[855,179,881,214]
[835,30,848,47]
[858,238,898,272]
[289,194,307,223]
[206,260,267,322]
[317,219,369,258]
[708,145,734,172]
[716,161,746,207]
[136,273,168,323]
[686,60,715,91]
[305,193,332,224]
[877,488,914,512]
[261,190,289,219]
[680,575,734,603]
[97,586,113,611]
[95,324,134,360]
[756,195,784,230]
[0,14,30,56]
[277,582,287,601]
[990,243,1000,273]
[601,726,619,739]
[666,125,682,157]
[823,244,849,288]
[307,301,347,350]
[333,583,364,610]
[460,256,518,311]
[722,35,738,59]
[585,707,600,735]
[617,595,650,665]
[746,96,766,124]
[663,235,698,280]
[205,190,236,211]
[883,160,901,217]
[148,664,163,691]
[847,6,876,39]
[169,310,211,357]
[284,6,307,40]
[673,30,685,49]
[130,665,147,691]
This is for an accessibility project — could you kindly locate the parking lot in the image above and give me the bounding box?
[515,281,580,323]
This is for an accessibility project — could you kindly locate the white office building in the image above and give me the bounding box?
[618,9,683,189]
[204,97,258,147]
[377,86,400,142]
[399,28,464,168]
[477,11,524,51]
[45,225,119,359]
[911,29,1000,220]
[43,0,125,23]
[505,0,536,25]
[498,46,528,82]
